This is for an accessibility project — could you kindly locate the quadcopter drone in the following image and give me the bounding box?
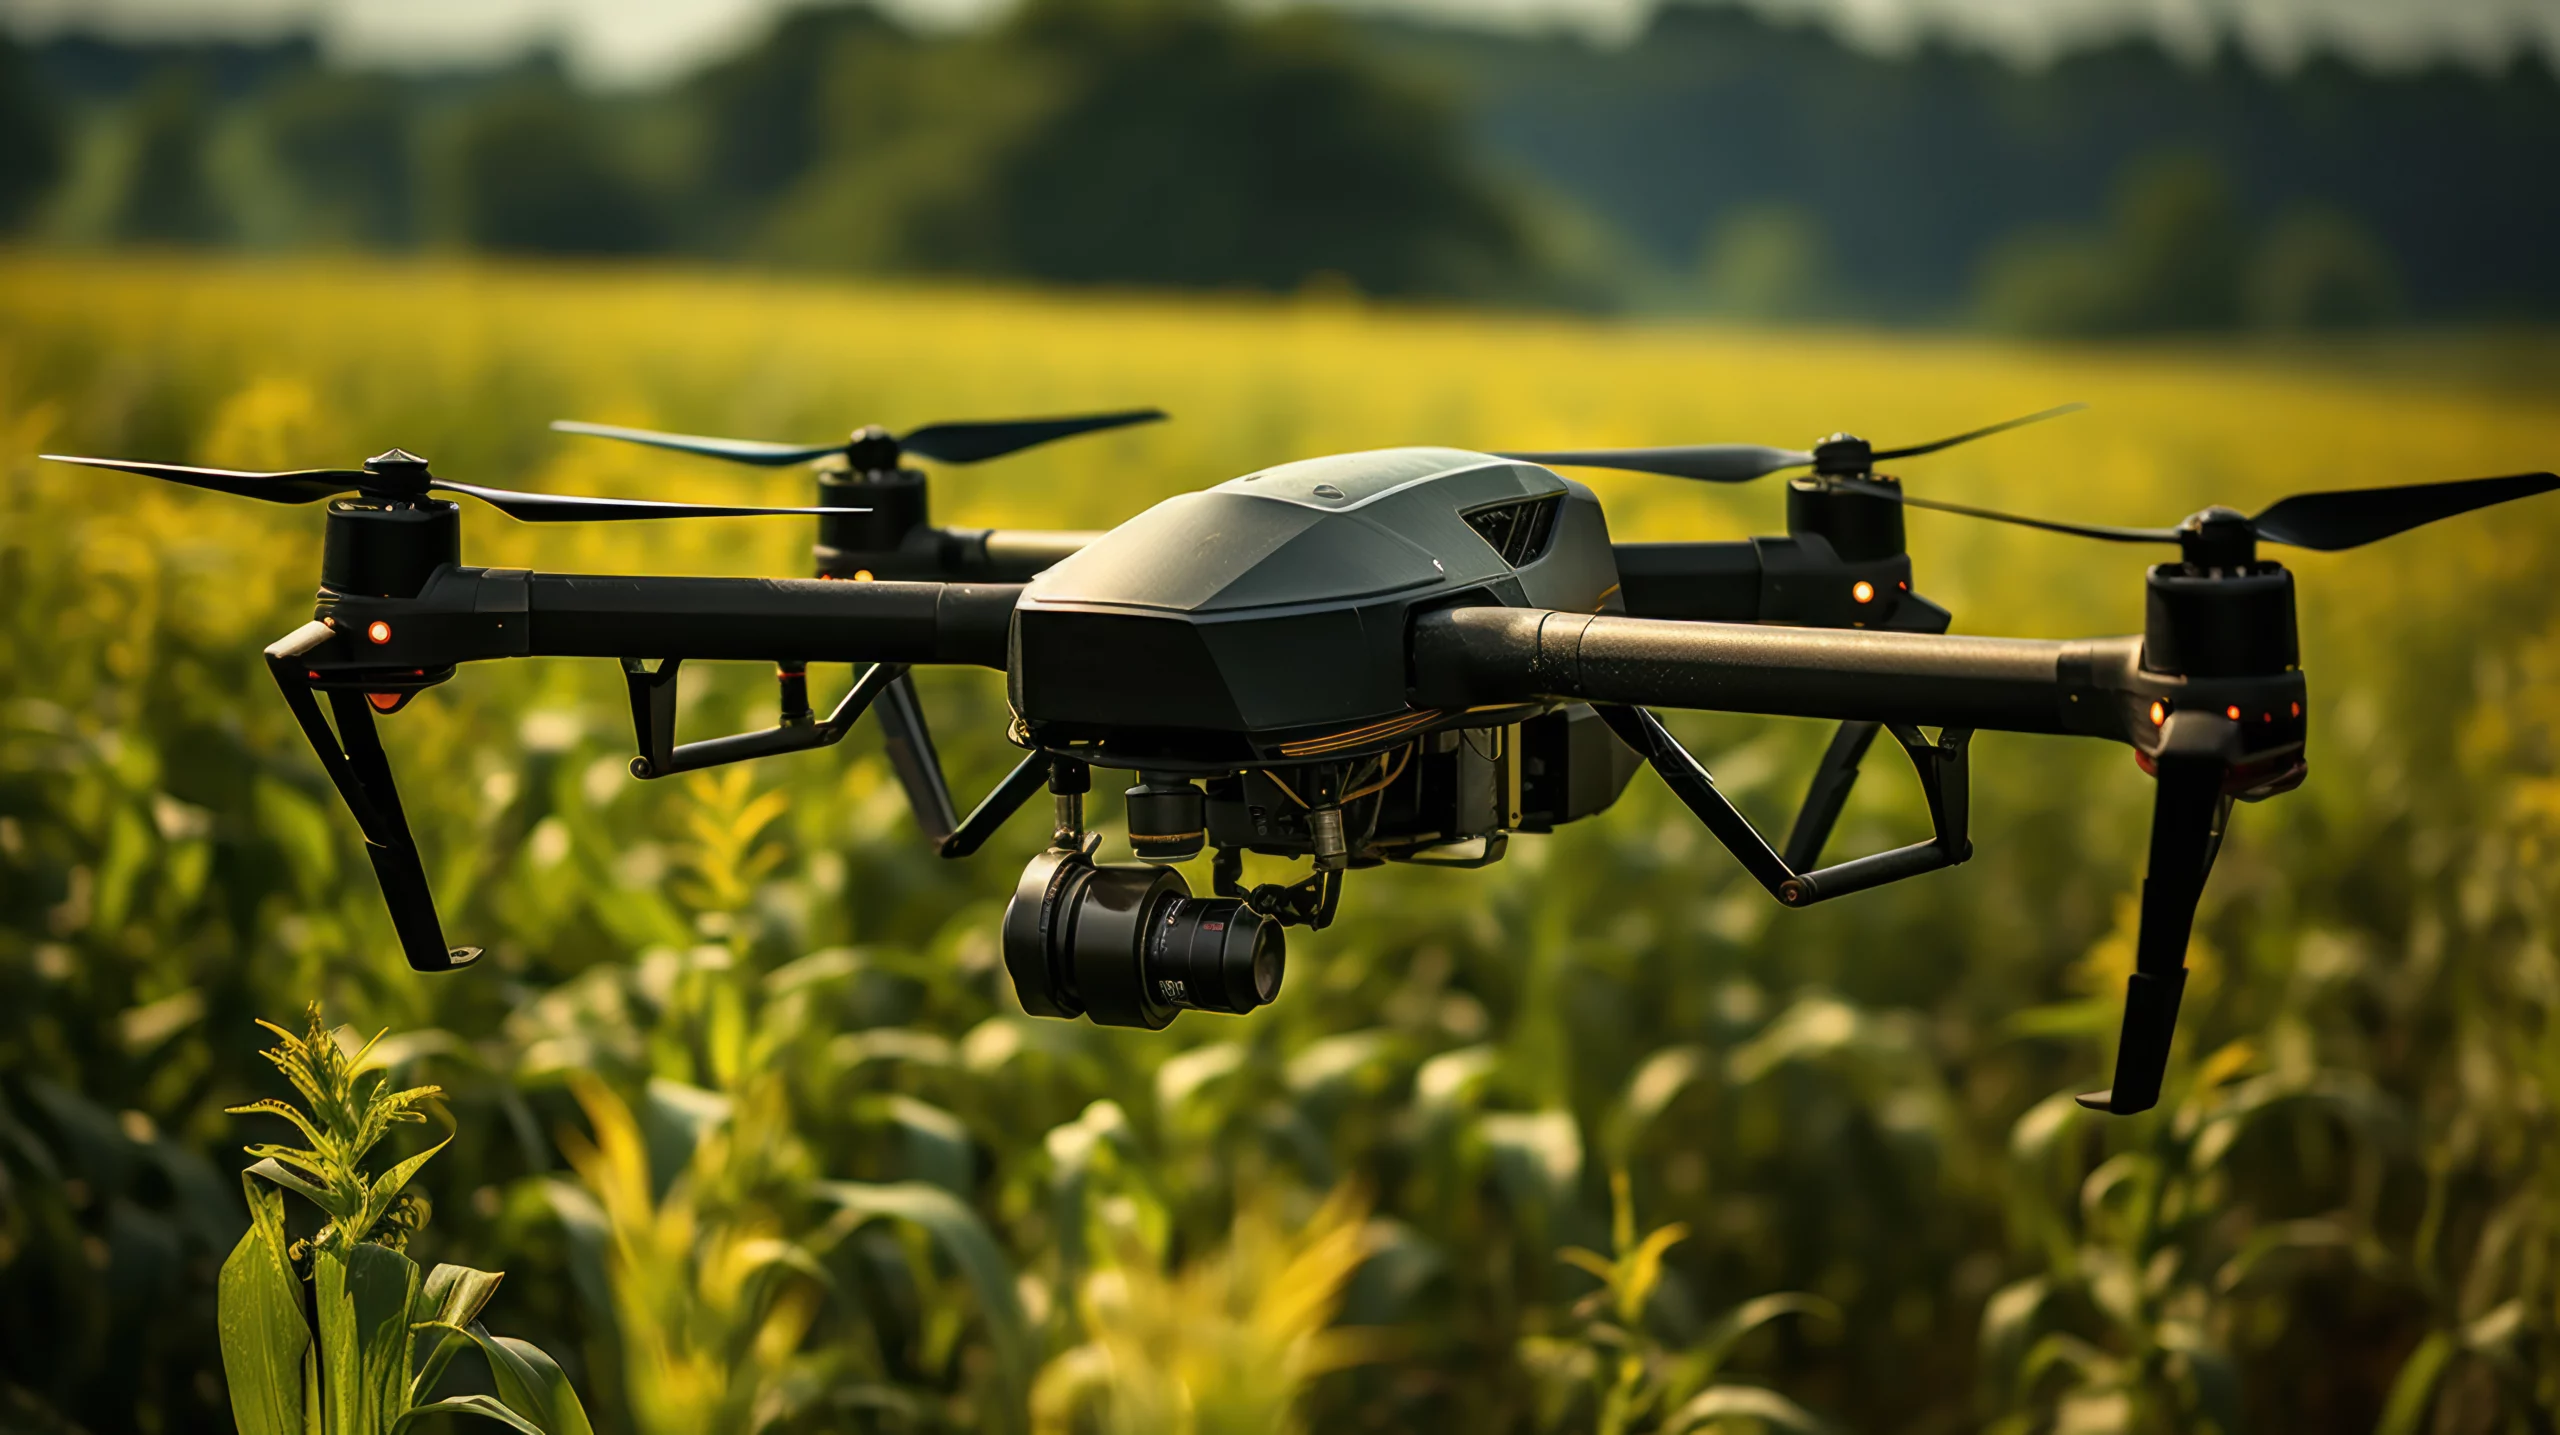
[44,405,2557,1116]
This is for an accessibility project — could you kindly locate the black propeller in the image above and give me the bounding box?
[1872,471,2560,565]
[549,408,1167,471]
[39,448,866,522]
[1499,403,2086,484]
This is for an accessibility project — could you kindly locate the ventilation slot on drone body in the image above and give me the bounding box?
[1463,496,1562,566]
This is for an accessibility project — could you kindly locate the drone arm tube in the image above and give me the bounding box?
[524,575,1017,668]
[978,531,1103,581]
[1411,606,2123,736]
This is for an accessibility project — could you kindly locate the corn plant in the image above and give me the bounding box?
[1527,1170,1836,1435]
[218,1004,594,1435]
[1031,1184,1386,1435]
[546,1070,1037,1434]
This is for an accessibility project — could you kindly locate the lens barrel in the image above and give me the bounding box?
[1144,894,1283,1015]
[1001,848,1284,1027]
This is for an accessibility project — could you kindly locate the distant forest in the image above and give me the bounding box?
[1,0,2555,330]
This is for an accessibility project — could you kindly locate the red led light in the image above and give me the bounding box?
[367,692,400,712]
[366,620,392,645]
[2291,701,2302,717]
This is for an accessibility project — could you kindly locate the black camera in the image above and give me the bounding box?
[1001,846,1284,1028]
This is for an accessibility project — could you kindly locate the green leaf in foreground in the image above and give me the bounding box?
[394,1394,548,1435]
[218,1177,310,1435]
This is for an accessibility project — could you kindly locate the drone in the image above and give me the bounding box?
[42,405,2557,1117]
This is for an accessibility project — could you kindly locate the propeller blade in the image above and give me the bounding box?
[1497,444,1815,483]
[2250,471,2560,552]
[548,420,843,468]
[40,454,364,504]
[429,479,867,523]
[898,408,1167,465]
[1886,489,2181,544]
[1868,402,2088,462]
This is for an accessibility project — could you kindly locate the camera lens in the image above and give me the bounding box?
[1001,849,1286,1027]
[1146,896,1282,1015]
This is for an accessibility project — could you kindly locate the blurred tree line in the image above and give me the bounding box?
[0,0,1539,303]
[1377,5,2560,329]
[3,0,2559,329]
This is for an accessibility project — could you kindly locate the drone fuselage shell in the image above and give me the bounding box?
[1009,448,1619,768]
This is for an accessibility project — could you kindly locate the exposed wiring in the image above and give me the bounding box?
[1260,767,1310,808]
[1342,743,1414,804]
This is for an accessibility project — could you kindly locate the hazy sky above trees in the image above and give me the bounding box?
[9,0,2559,85]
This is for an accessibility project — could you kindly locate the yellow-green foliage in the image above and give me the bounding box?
[5,252,2560,1433]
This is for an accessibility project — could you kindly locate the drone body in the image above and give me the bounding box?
[1013,446,1612,763]
[42,404,2557,1116]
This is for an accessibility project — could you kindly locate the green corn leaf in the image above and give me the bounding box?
[228,1098,332,1151]
[1618,1222,1691,1327]
[409,1321,594,1435]
[484,1331,595,1435]
[819,1180,1033,1431]
[410,1265,507,1399]
[317,1243,421,1435]
[414,1264,507,1332]
[392,1394,546,1435]
[1698,1293,1838,1373]
[1978,1277,2050,1381]
[218,1178,310,1435]
[357,1135,452,1239]
[2375,1330,2455,1435]
[355,1244,423,1435]
[315,1248,357,1435]
[305,1338,323,1435]
[248,1154,346,1215]
[1662,1383,1833,1435]
[412,1330,476,1410]
[853,1094,975,1196]
[242,1143,337,1183]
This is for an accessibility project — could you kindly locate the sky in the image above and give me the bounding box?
[6,0,2557,87]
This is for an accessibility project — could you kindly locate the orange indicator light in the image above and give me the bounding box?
[2291,701,2302,717]
[366,620,392,644]
[2225,704,2242,721]
[1851,580,1875,604]
[2148,700,2166,725]
[853,569,875,582]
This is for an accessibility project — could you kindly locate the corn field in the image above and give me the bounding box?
[4,253,2560,1433]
